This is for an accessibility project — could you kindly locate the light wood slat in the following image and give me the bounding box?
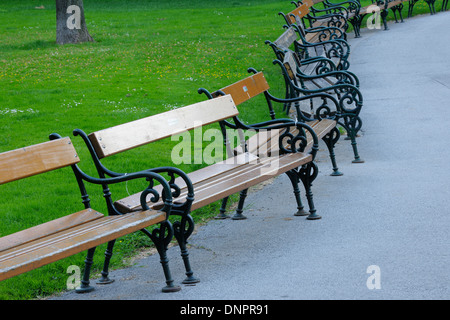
[213,72,270,106]
[288,3,310,22]
[0,210,166,281]
[88,95,238,159]
[0,209,104,253]
[0,138,79,185]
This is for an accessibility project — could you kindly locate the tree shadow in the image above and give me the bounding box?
[0,39,58,51]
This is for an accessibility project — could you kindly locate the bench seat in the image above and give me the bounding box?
[0,208,165,281]
[115,151,313,214]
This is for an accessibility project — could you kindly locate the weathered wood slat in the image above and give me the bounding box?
[0,138,79,185]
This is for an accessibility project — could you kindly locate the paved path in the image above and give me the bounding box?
[52,12,450,301]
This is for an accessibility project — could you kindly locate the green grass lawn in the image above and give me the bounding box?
[0,0,443,300]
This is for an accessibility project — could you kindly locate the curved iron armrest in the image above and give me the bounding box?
[263,87,344,124]
[300,55,339,72]
[236,117,320,160]
[49,132,175,217]
[295,64,360,88]
[324,0,362,13]
[273,59,363,115]
[265,39,339,72]
[283,22,346,43]
[293,36,351,62]
[217,113,320,160]
[199,83,336,160]
[272,51,358,86]
[309,4,350,19]
[68,129,195,218]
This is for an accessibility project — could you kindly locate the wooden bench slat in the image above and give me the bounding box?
[0,138,79,185]
[0,210,166,281]
[0,209,104,253]
[214,72,270,106]
[88,95,238,159]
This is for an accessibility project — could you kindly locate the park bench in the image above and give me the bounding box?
[0,137,182,293]
[295,0,412,37]
[73,96,322,240]
[266,25,353,72]
[198,71,342,217]
[280,1,349,42]
[198,70,343,186]
[273,48,364,164]
[408,0,442,16]
[265,26,360,108]
[283,0,351,37]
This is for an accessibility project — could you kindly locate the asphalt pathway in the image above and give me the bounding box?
[51,11,450,301]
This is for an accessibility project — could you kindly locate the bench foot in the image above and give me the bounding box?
[330,171,344,176]
[75,285,95,294]
[182,276,201,285]
[96,239,116,285]
[173,215,200,285]
[340,115,363,164]
[286,170,307,217]
[146,221,180,293]
[306,213,322,220]
[215,197,231,219]
[287,162,319,220]
[231,189,248,220]
[162,285,182,293]
[96,277,115,285]
[294,209,309,216]
[231,214,247,220]
[215,213,230,219]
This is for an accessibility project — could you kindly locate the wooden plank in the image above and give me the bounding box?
[88,95,238,159]
[0,210,166,281]
[213,72,270,106]
[0,209,104,253]
[0,138,79,185]
[288,4,310,22]
[273,27,297,50]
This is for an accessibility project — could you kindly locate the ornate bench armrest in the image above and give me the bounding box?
[233,117,320,160]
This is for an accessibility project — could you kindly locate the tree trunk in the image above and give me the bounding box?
[56,0,93,44]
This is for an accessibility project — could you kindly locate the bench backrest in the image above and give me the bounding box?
[273,27,298,51]
[211,72,270,107]
[288,3,310,24]
[88,95,238,159]
[0,138,79,185]
[282,50,300,82]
